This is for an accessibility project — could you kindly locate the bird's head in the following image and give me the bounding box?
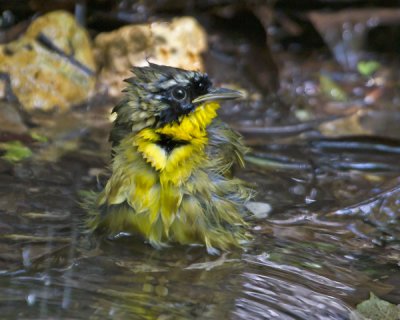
[111,63,243,144]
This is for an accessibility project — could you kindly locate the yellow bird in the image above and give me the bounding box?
[85,63,253,254]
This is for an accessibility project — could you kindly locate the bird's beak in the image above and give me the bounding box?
[192,87,244,104]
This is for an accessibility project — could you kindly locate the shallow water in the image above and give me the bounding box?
[1,51,400,319]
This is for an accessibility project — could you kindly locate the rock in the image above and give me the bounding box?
[0,101,28,134]
[0,11,96,112]
[150,17,207,71]
[245,201,272,219]
[94,17,207,97]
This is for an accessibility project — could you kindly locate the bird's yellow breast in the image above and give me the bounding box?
[133,101,220,182]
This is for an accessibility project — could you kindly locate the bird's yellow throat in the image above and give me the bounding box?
[132,102,220,176]
[134,101,219,175]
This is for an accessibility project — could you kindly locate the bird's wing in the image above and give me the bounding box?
[206,120,249,175]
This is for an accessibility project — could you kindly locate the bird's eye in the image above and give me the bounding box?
[172,87,187,101]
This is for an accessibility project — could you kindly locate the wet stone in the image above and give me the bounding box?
[94,17,207,97]
[0,11,96,112]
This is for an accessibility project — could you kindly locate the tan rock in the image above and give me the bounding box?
[150,17,207,71]
[0,101,27,134]
[0,11,96,112]
[94,17,207,97]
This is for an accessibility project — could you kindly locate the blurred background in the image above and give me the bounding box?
[1,1,400,319]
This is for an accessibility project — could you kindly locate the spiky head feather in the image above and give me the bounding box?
[110,63,211,147]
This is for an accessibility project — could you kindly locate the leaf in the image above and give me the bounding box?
[30,132,48,143]
[320,75,347,102]
[0,141,32,162]
[355,292,400,320]
[357,61,380,77]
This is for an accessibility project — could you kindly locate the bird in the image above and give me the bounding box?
[84,63,253,254]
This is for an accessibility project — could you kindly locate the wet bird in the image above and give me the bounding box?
[85,63,253,254]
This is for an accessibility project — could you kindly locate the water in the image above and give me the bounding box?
[1,52,400,319]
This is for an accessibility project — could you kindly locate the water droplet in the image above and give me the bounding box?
[26,293,36,306]
[22,247,31,267]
